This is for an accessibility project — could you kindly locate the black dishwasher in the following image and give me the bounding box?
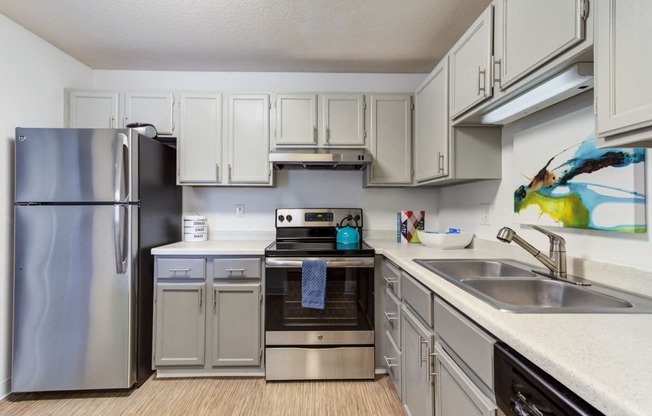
[494,342,604,416]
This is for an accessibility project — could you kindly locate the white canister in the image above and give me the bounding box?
[183,214,207,227]
[184,226,207,234]
[184,233,208,242]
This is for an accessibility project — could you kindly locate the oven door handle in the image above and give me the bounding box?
[265,257,375,268]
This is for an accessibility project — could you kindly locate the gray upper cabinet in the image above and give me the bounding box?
[178,93,223,184]
[154,282,206,367]
[493,0,587,91]
[211,282,261,367]
[366,94,413,186]
[227,94,272,185]
[415,57,449,182]
[595,0,652,148]
[274,93,318,146]
[449,5,493,119]
[66,90,119,128]
[124,92,176,135]
[322,94,366,146]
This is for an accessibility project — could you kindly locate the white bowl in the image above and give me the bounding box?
[417,230,473,250]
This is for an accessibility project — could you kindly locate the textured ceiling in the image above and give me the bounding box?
[0,0,492,73]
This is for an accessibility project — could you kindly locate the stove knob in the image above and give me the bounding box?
[286,215,293,222]
[278,215,285,223]
[353,214,361,221]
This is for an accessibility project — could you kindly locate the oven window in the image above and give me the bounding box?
[265,266,374,332]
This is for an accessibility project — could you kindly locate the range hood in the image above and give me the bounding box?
[269,148,372,170]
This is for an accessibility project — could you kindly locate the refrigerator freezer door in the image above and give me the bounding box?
[15,128,138,203]
[12,204,137,392]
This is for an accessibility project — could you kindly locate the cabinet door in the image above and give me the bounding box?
[154,282,206,367]
[322,94,366,146]
[227,94,272,184]
[449,5,493,119]
[435,343,497,416]
[401,306,434,416]
[367,94,413,186]
[211,283,261,367]
[596,0,652,143]
[274,94,318,146]
[124,92,176,134]
[415,57,449,182]
[178,93,223,184]
[67,90,119,128]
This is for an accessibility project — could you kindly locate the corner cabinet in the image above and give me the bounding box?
[227,94,273,185]
[449,5,493,119]
[153,256,264,377]
[595,0,652,148]
[415,57,449,182]
[365,94,413,186]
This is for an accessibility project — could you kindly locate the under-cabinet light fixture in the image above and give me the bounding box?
[480,63,594,125]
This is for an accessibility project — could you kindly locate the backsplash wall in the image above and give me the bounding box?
[435,92,652,272]
[184,170,438,234]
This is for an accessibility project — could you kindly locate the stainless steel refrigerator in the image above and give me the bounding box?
[12,128,181,392]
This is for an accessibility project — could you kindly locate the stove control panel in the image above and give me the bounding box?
[275,208,362,228]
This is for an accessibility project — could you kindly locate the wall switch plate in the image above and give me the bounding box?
[480,203,491,225]
[235,204,245,217]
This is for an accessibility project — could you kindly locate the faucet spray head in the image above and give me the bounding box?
[496,227,515,243]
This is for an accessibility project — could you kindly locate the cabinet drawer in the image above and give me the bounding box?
[213,258,261,279]
[382,287,401,348]
[383,330,401,399]
[157,258,206,279]
[434,298,495,392]
[382,259,402,298]
[402,272,433,327]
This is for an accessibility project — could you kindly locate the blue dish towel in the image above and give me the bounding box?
[302,259,327,310]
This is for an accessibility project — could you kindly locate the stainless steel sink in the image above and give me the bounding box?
[413,258,652,313]
[415,259,538,279]
[463,278,633,311]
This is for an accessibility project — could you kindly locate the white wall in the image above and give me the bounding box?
[91,70,434,234]
[0,14,93,398]
[436,92,652,272]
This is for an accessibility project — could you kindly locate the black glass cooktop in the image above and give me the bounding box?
[265,240,375,257]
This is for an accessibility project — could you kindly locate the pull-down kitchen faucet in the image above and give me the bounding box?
[496,225,567,278]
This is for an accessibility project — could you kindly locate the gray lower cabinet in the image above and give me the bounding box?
[212,282,261,366]
[154,282,206,366]
[435,342,496,416]
[401,305,435,416]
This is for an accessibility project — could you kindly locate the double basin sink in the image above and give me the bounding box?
[414,259,652,313]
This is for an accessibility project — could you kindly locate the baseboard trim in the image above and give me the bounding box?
[0,377,10,400]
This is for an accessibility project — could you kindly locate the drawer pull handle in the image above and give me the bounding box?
[428,350,437,382]
[225,268,246,274]
[169,268,191,273]
[384,356,399,368]
[383,311,398,322]
[383,276,398,284]
[418,335,429,367]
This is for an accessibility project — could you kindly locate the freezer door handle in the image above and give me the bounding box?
[114,133,130,202]
[113,205,128,274]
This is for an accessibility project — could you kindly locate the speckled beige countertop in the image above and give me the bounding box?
[151,237,652,415]
[367,238,652,416]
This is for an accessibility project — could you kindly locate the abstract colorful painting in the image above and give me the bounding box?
[513,107,646,233]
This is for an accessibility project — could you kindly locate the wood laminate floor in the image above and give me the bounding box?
[0,375,403,416]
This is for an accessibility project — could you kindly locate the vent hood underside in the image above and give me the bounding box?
[269,149,372,171]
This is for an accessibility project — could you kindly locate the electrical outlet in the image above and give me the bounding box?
[235,204,245,217]
[480,203,492,225]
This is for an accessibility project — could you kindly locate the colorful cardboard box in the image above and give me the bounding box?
[397,211,425,243]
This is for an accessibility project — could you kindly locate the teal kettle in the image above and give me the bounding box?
[336,216,360,245]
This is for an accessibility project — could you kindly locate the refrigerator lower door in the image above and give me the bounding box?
[13,204,137,392]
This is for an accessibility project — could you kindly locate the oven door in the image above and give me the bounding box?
[265,257,374,346]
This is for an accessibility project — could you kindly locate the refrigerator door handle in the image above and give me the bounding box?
[114,133,130,202]
[114,204,128,274]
